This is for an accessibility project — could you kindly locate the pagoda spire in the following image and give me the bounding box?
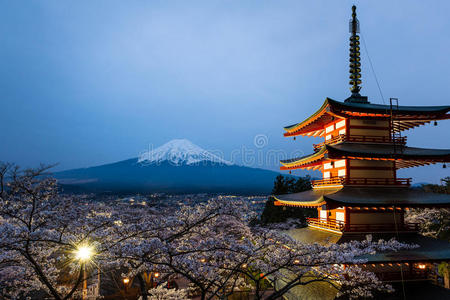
[346,5,368,103]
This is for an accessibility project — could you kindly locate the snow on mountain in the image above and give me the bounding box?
[138,139,233,166]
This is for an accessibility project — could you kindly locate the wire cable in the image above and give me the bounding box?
[361,33,386,105]
[361,29,407,300]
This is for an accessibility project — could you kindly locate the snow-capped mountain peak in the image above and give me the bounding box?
[138,139,232,166]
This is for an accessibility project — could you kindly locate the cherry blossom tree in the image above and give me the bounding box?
[0,163,413,299]
[0,163,122,299]
[405,208,450,239]
[148,282,190,300]
[115,199,413,300]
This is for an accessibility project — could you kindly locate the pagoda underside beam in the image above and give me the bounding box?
[347,204,448,210]
[342,156,442,169]
[280,159,324,170]
[273,199,323,208]
[284,115,332,137]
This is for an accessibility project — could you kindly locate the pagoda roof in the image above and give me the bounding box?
[286,227,450,263]
[280,143,450,170]
[330,98,450,114]
[284,98,450,137]
[274,186,450,208]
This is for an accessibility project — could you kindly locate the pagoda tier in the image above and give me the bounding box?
[284,98,450,137]
[274,186,450,234]
[280,143,450,188]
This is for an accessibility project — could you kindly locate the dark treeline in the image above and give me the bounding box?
[259,175,316,225]
[420,177,450,194]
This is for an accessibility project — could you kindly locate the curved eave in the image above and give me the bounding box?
[394,114,450,132]
[283,99,332,137]
[280,146,327,170]
[284,98,450,137]
[273,196,325,208]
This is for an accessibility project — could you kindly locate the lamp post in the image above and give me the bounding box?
[75,245,94,300]
[123,277,130,293]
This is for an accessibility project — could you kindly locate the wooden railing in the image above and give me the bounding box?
[311,177,346,187]
[375,270,428,282]
[313,135,346,150]
[307,218,419,233]
[311,176,411,187]
[347,222,419,232]
[345,177,411,186]
[313,134,407,151]
[306,217,345,232]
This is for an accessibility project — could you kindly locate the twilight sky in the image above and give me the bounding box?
[1,0,449,183]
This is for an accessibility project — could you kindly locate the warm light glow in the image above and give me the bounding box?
[154,272,160,278]
[417,264,426,270]
[123,278,130,284]
[75,246,93,261]
[294,260,300,264]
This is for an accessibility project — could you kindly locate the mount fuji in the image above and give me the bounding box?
[55,139,284,194]
[138,139,232,166]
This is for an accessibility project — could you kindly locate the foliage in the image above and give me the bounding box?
[420,177,450,194]
[438,262,449,277]
[271,174,311,195]
[406,177,450,240]
[148,283,189,300]
[405,208,450,241]
[260,197,315,225]
[260,175,315,225]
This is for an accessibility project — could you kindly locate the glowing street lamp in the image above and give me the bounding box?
[123,277,130,293]
[74,245,94,300]
[75,246,93,262]
[417,263,426,270]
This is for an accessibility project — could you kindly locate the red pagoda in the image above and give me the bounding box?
[274,5,450,290]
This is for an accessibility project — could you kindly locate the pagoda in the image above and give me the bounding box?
[274,5,450,289]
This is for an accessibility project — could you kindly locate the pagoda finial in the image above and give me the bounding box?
[349,5,361,96]
[346,5,368,103]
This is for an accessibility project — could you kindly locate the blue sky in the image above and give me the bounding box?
[1,0,449,183]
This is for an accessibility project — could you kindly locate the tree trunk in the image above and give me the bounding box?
[444,268,450,289]
[137,274,148,300]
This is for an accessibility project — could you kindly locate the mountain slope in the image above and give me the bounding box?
[55,140,283,194]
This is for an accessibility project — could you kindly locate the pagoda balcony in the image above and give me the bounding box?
[375,270,428,282]
[306,217,420,233]
[311,176,412,188]
[313,134,407,151]
[306,217,345,232]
